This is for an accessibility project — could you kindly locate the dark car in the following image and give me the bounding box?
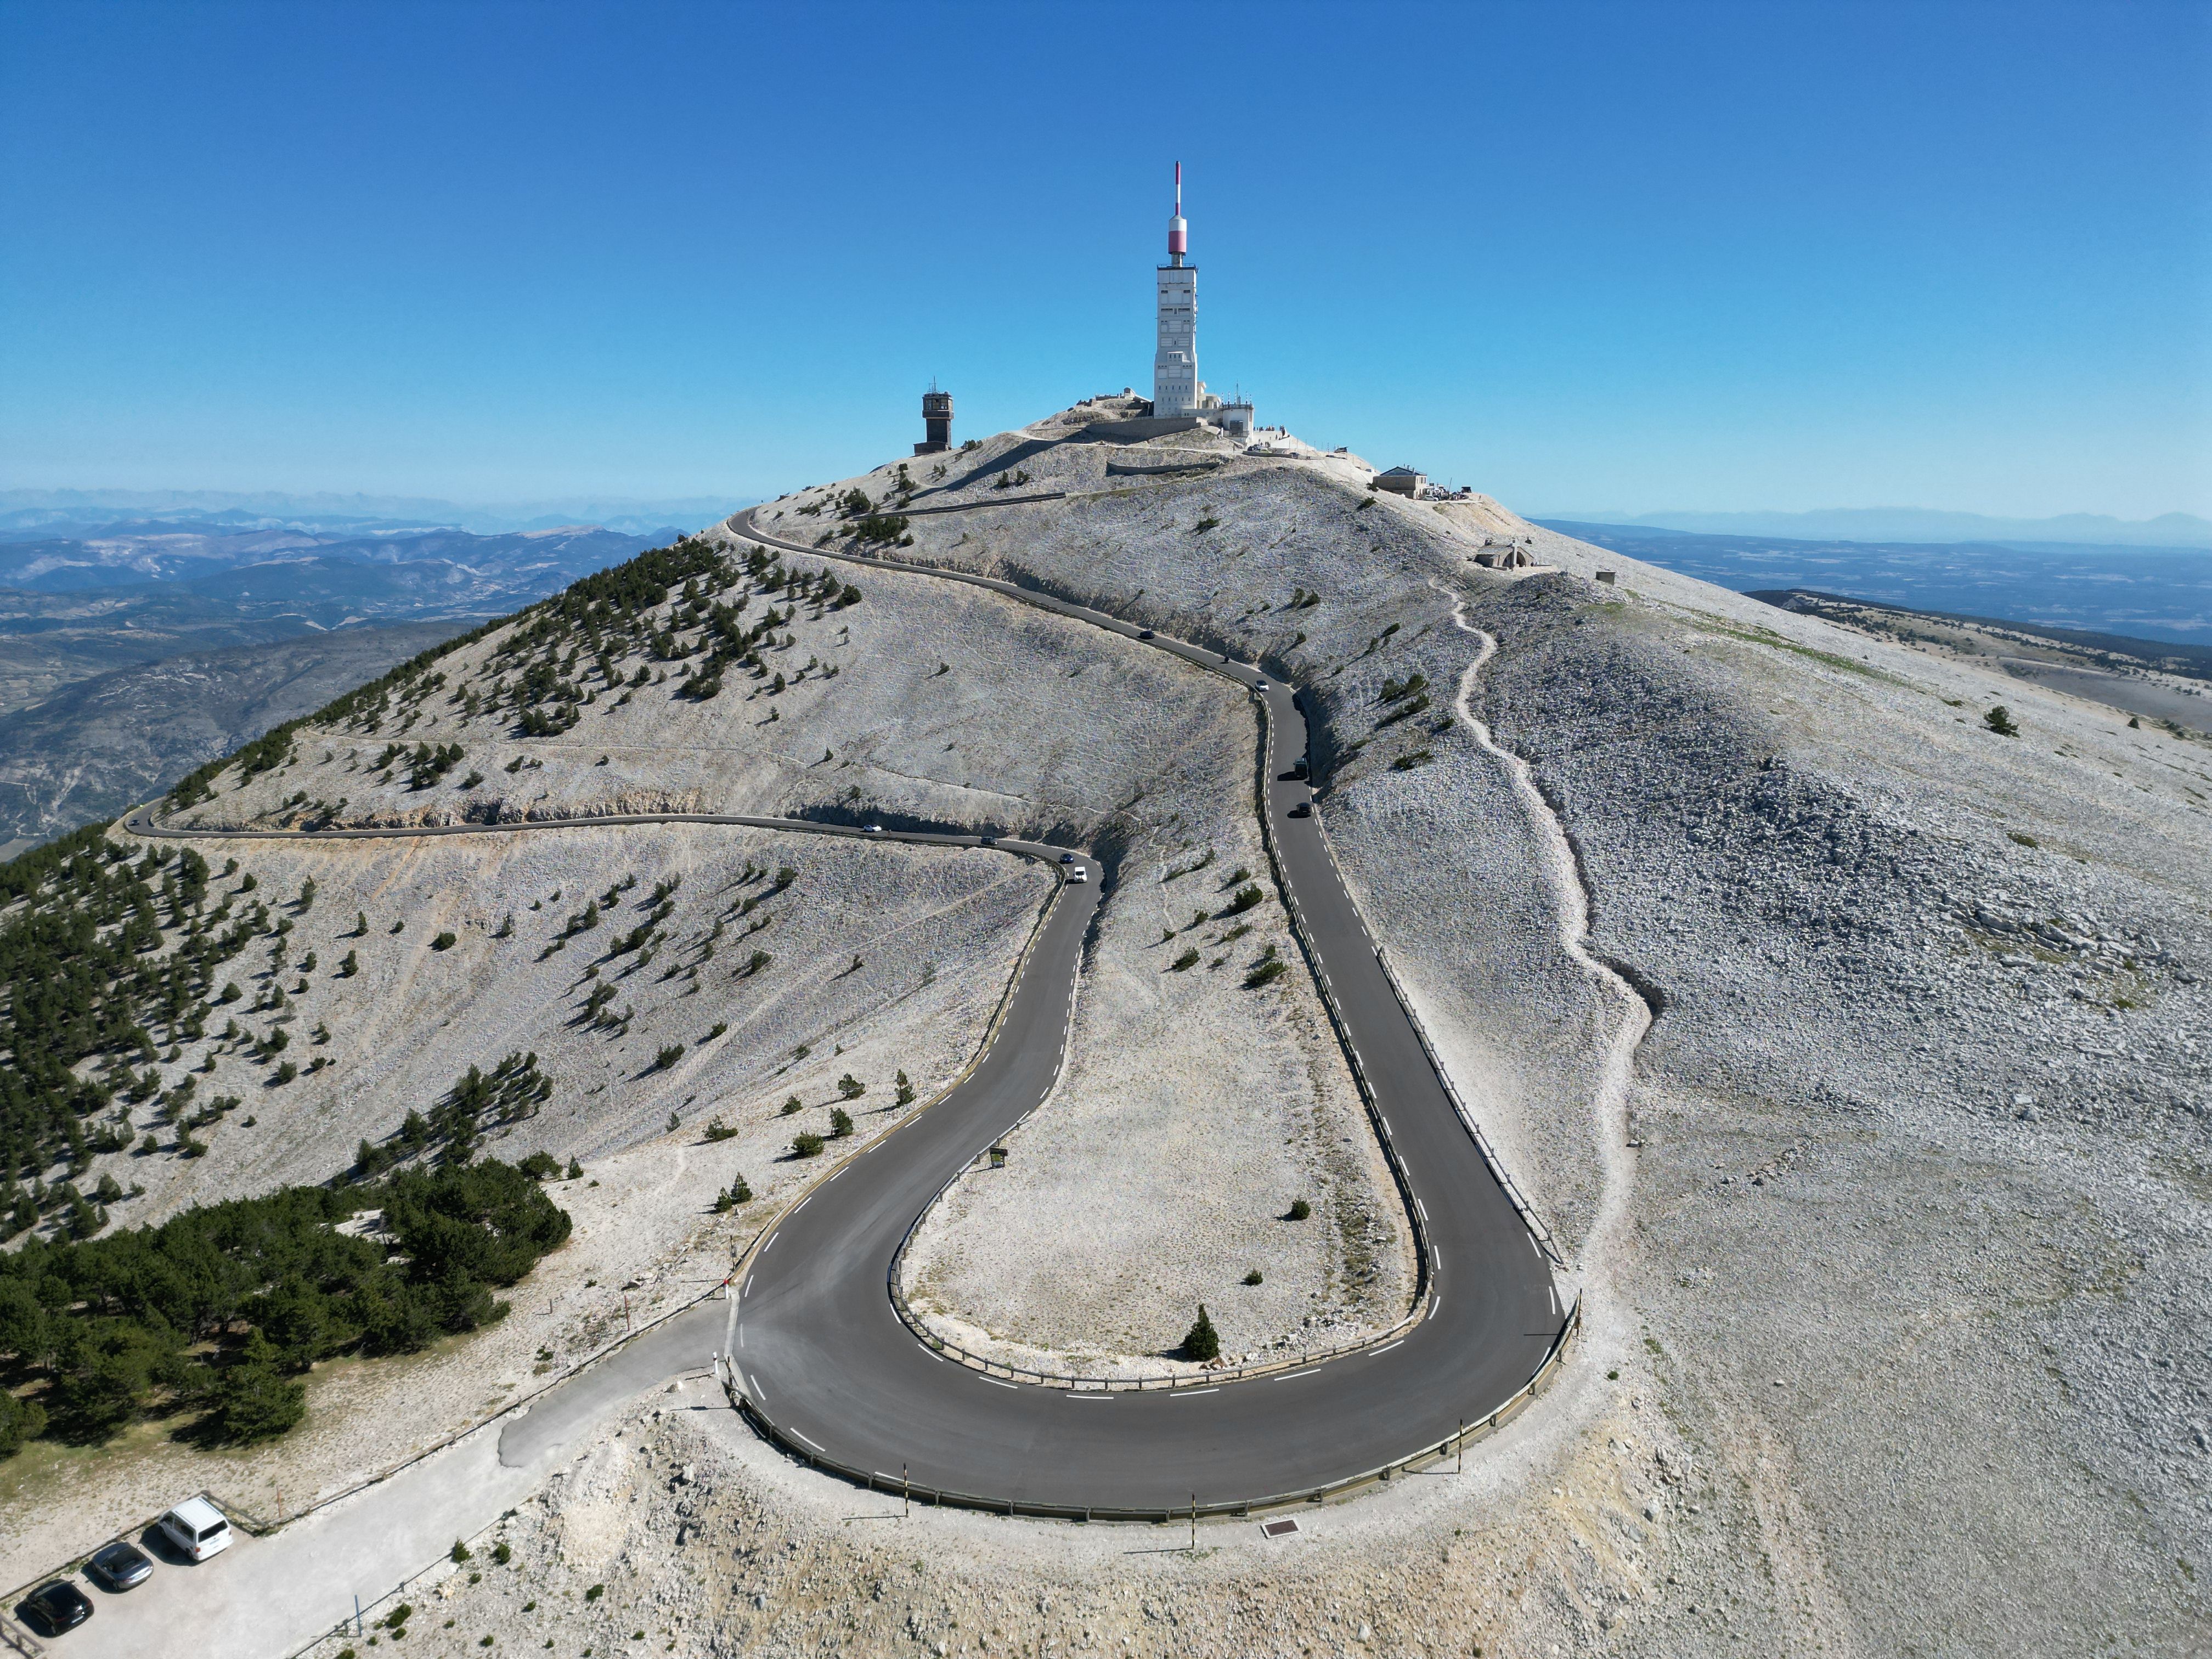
[20,1579,94,1634]
[1137,629,1155,640]
[86,1541,153,1592]
[1288,802,1312,819]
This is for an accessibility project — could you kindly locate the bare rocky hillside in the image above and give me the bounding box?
[12,404,2207,1654]
[696,409,2208,1654]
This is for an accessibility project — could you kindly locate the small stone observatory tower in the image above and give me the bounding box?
[915,383,953,455]
[1153,163,1198,416]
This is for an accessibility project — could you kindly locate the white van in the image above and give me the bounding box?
[158,1497,232,1562]
[1065,865,1088,884]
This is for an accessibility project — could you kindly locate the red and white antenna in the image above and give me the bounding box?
[1167,161,1188,264]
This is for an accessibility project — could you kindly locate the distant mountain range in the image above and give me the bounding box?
[1538,507,2211,549]
[0,520,675,595]
[0,487,750,539]
[0,622,475,859]
[0,515,684,850]
[1542,521,2212,647]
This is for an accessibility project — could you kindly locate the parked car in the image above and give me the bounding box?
[156,1497,232,1562]
[84,1541,153,1592]
[19,1579,93,1634]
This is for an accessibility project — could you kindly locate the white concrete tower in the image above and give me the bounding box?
[1153,162,1198,416]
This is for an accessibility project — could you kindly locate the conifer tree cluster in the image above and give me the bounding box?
[353,1053,552,1176]
[0,1157,569,1454]
[0,828,266,1238]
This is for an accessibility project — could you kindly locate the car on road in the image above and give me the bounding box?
[19,1579,93,1635]
[977,834,996,847]
[1255,680,1269,692]
[84,1541,153,1592]
[1137,629,1155,639]
[156,1497,232,1562]
[1065,865,1088,884]
[1288,803,1312,819]
[1058,852,1075,864]
[865,825,884,834]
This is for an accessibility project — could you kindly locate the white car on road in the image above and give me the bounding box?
[158,1497,232,1562]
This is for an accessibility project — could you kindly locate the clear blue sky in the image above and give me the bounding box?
[3,1,2207,517]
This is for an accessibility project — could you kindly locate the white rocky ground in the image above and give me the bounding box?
[19,401,2210,1655]
[1,826,1051,1582]
[170,527,1415,1376]
[5,500,1412,1582]
[662,409,2204,1654]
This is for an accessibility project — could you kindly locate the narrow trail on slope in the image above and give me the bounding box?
[1443,595,1654,1292]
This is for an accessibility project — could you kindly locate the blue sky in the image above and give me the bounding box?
[3,1,2207,517]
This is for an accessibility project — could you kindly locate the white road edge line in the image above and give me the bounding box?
[1371,1339,1406,1356]
[1175,1387,1221,1397]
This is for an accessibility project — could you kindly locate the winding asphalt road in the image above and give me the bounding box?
[117,505,1566,1534]
[719,508,1565,1515]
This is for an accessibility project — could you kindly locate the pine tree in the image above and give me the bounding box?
[1182,1305,1221,1362]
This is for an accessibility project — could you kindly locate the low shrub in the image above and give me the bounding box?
[829,1108,854,1138]
[791,1132,825,1158]
[1287,1198,1312,1221]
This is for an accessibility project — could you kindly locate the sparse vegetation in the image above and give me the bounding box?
[1985,704,2020,736]
[791,1132,825,1158]
[1182,1304,1221,1362]
[1287,1198,1312,1221]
